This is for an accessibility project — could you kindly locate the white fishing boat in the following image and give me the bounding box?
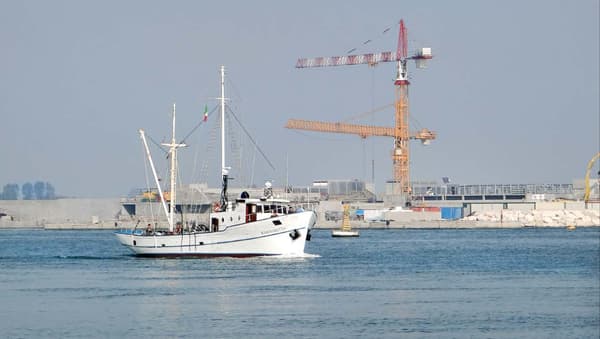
[115,66,316,257]
[331,204,359,237]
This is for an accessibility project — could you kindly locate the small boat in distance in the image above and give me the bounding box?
[115,66,316,257]
[332,204,359,237]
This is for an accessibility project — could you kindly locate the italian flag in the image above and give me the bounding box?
[203,105,208,122]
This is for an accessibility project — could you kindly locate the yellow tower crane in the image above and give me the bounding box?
[584,152,600,204]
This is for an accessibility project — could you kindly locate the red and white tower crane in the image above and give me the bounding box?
[287,19,434,201]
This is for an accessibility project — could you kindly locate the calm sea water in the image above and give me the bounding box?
[0,228,598,338]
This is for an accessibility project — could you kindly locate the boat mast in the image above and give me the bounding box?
[139,129,171,230]
[219,65,229,211]
[161,103,186,232]
[169,104,177,230]
[221,66,226,181]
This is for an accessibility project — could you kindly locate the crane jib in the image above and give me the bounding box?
[296,51,396,68]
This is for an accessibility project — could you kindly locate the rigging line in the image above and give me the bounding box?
[290,129,359,142]
[344,21,395,55]
[228,112,247,186]
[225,75,243,107]
[147,134,169,156]
[191,117,210,185]
[179,105,219,145]
[409,114,425,131]
[250,145,257,188]
[190,131,200,185]
[175,155,185,224]
[197,113,219,185]
[224,112,243,183]
[342,103,395,123]
[226,105,276,171]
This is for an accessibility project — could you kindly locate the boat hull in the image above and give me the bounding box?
[115,211,316,257]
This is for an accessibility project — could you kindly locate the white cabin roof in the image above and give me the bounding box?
[237,197,291,204]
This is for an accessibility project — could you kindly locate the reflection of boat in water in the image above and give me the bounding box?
[115,66,316,257]
[332,204,359,237]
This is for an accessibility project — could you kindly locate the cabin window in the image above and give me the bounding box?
[246,204,258,223]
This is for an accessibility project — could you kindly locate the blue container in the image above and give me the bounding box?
[441,207,463,220]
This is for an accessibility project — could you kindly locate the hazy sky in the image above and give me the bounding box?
[1,0,598,198]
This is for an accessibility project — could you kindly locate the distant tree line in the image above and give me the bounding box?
[0,182,57,200]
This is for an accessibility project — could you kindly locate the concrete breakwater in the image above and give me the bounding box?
[0,198,123,229]
[1,198,598,230]
[315,200,600,229]
[314,209,600,229]
[462,209,600,227]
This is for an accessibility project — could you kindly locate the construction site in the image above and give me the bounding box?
[282,19,600,227]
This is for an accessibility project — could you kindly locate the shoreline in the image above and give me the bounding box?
[1,223,598,231]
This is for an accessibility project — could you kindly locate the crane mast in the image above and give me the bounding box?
[392,20,410,195]
[288,19,434,202]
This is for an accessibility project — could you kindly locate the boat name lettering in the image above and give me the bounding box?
[261,226,285,235]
